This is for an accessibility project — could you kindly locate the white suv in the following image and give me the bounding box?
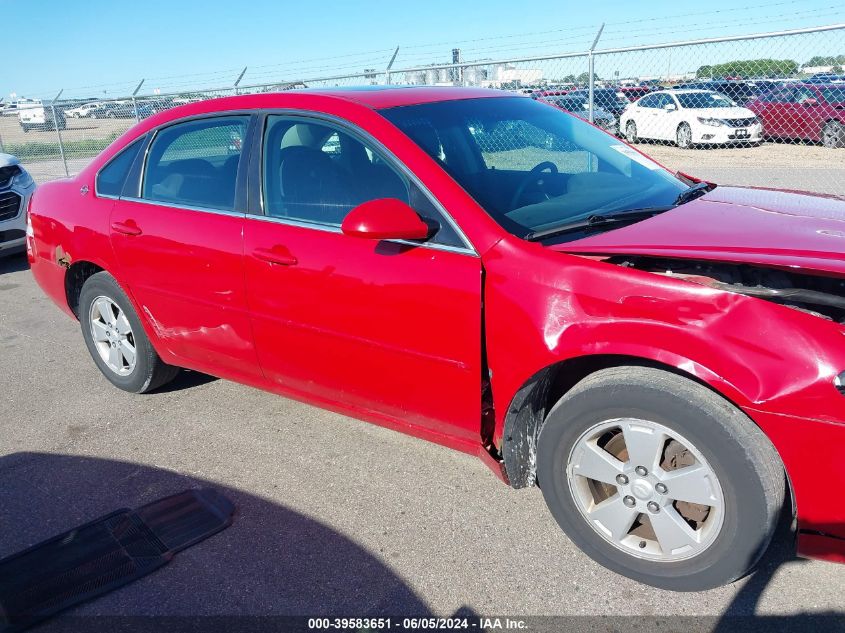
[0,155,35,257]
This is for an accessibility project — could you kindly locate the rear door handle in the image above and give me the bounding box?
[111,221,142,236]
[253,246,298,266]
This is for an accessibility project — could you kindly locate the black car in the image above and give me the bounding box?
[564,89,630,120]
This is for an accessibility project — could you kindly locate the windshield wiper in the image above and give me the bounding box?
[674,181,713,206]
[523,207,671,242]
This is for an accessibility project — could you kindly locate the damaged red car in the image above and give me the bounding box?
[28,87,845,591]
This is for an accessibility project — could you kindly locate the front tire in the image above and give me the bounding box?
[676,123,693,149]
[536,366,784,591]
[625,120,638,143]
[79,272,179,393]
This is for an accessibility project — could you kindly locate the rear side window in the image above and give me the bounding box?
[142,116,249,211]
[96,138,144,197]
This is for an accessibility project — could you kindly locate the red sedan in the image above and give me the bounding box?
[27,87,845,591]
[749,83,845,147]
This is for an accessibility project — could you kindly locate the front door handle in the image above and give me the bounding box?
[253,246,298,266]
[111,220,142,236]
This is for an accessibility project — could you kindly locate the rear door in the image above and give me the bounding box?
[243,114,483,440]
[110,114,262,379]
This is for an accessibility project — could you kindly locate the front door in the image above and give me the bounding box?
[243,115,483,441]
[110,114,261,379]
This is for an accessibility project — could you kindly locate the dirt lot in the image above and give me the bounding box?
[0,111,132,147]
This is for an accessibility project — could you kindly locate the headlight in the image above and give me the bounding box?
[11,168,34,190]
[835,371,845,396]
[697,117,724,127]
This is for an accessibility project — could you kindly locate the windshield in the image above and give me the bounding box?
[821,87,845,104]
[676,92,736,109]
[381,97,687,239]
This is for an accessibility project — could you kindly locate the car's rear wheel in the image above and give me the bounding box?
[79,272,179,393]
[625,121,638,143]
[536,366,785,591]
[676,123,693,149]
[821,121,844,149]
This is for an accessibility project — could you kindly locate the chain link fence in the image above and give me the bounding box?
[5,23,844,197]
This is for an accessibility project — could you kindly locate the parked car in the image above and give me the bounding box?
[672,80,759,105]
[537,94,618,134]
[28,87,845,591]
[748,83,845,148]
[804,73,845,84]
[64,102,102,118]
[620,89,762,148]
[565,88,630,124]
[18,101,67,132]
[618,86,654,102]
[0,154,35,257]
[86,102,136,119]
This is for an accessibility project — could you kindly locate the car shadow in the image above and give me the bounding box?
[0,253,28,275]
[0,451,459,630]
[152,369,219,392]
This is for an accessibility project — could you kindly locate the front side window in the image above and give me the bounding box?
[821,87,845,104]
[382,97,687,240]
[638,94,660,108]
[142,116,249,211]
[262,116,463,247]
[97,137,144,197]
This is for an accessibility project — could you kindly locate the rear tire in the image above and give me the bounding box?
[822,121,844,149]
[79,272,179,393]
[536,366,785,591]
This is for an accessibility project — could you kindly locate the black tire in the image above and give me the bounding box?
[79,271,179,393]
[821,120,845,149]
[536,366,785,591]
[625,120,638,143]
[676,122,693,149]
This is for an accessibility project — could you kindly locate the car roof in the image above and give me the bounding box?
[282,85,512,108]
[655,89,716,94]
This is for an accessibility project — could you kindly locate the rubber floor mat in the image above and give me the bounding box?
[0,488,234,632]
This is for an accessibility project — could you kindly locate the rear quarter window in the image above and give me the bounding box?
[96,138,145,197]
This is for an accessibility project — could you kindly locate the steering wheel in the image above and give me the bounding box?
[509,161,559,210]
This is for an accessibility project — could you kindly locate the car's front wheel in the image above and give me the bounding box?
[625,120,638,143]
[79,272,179,393]
[537,366,785,591]
[676,123,693,148]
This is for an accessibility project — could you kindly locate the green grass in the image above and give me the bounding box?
[5,131,121,161]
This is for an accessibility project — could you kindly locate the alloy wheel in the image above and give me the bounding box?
[89,296,137,376]
[567,417,724,562]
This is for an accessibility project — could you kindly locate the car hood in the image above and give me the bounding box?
[552,186,845,275]
[0,153,21,168]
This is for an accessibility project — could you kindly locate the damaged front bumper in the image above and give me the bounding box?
[747,405,845,562]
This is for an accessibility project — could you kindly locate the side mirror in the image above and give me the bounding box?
[341,198,432,241]
[801,98,819,107]
[663,102,677,111]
